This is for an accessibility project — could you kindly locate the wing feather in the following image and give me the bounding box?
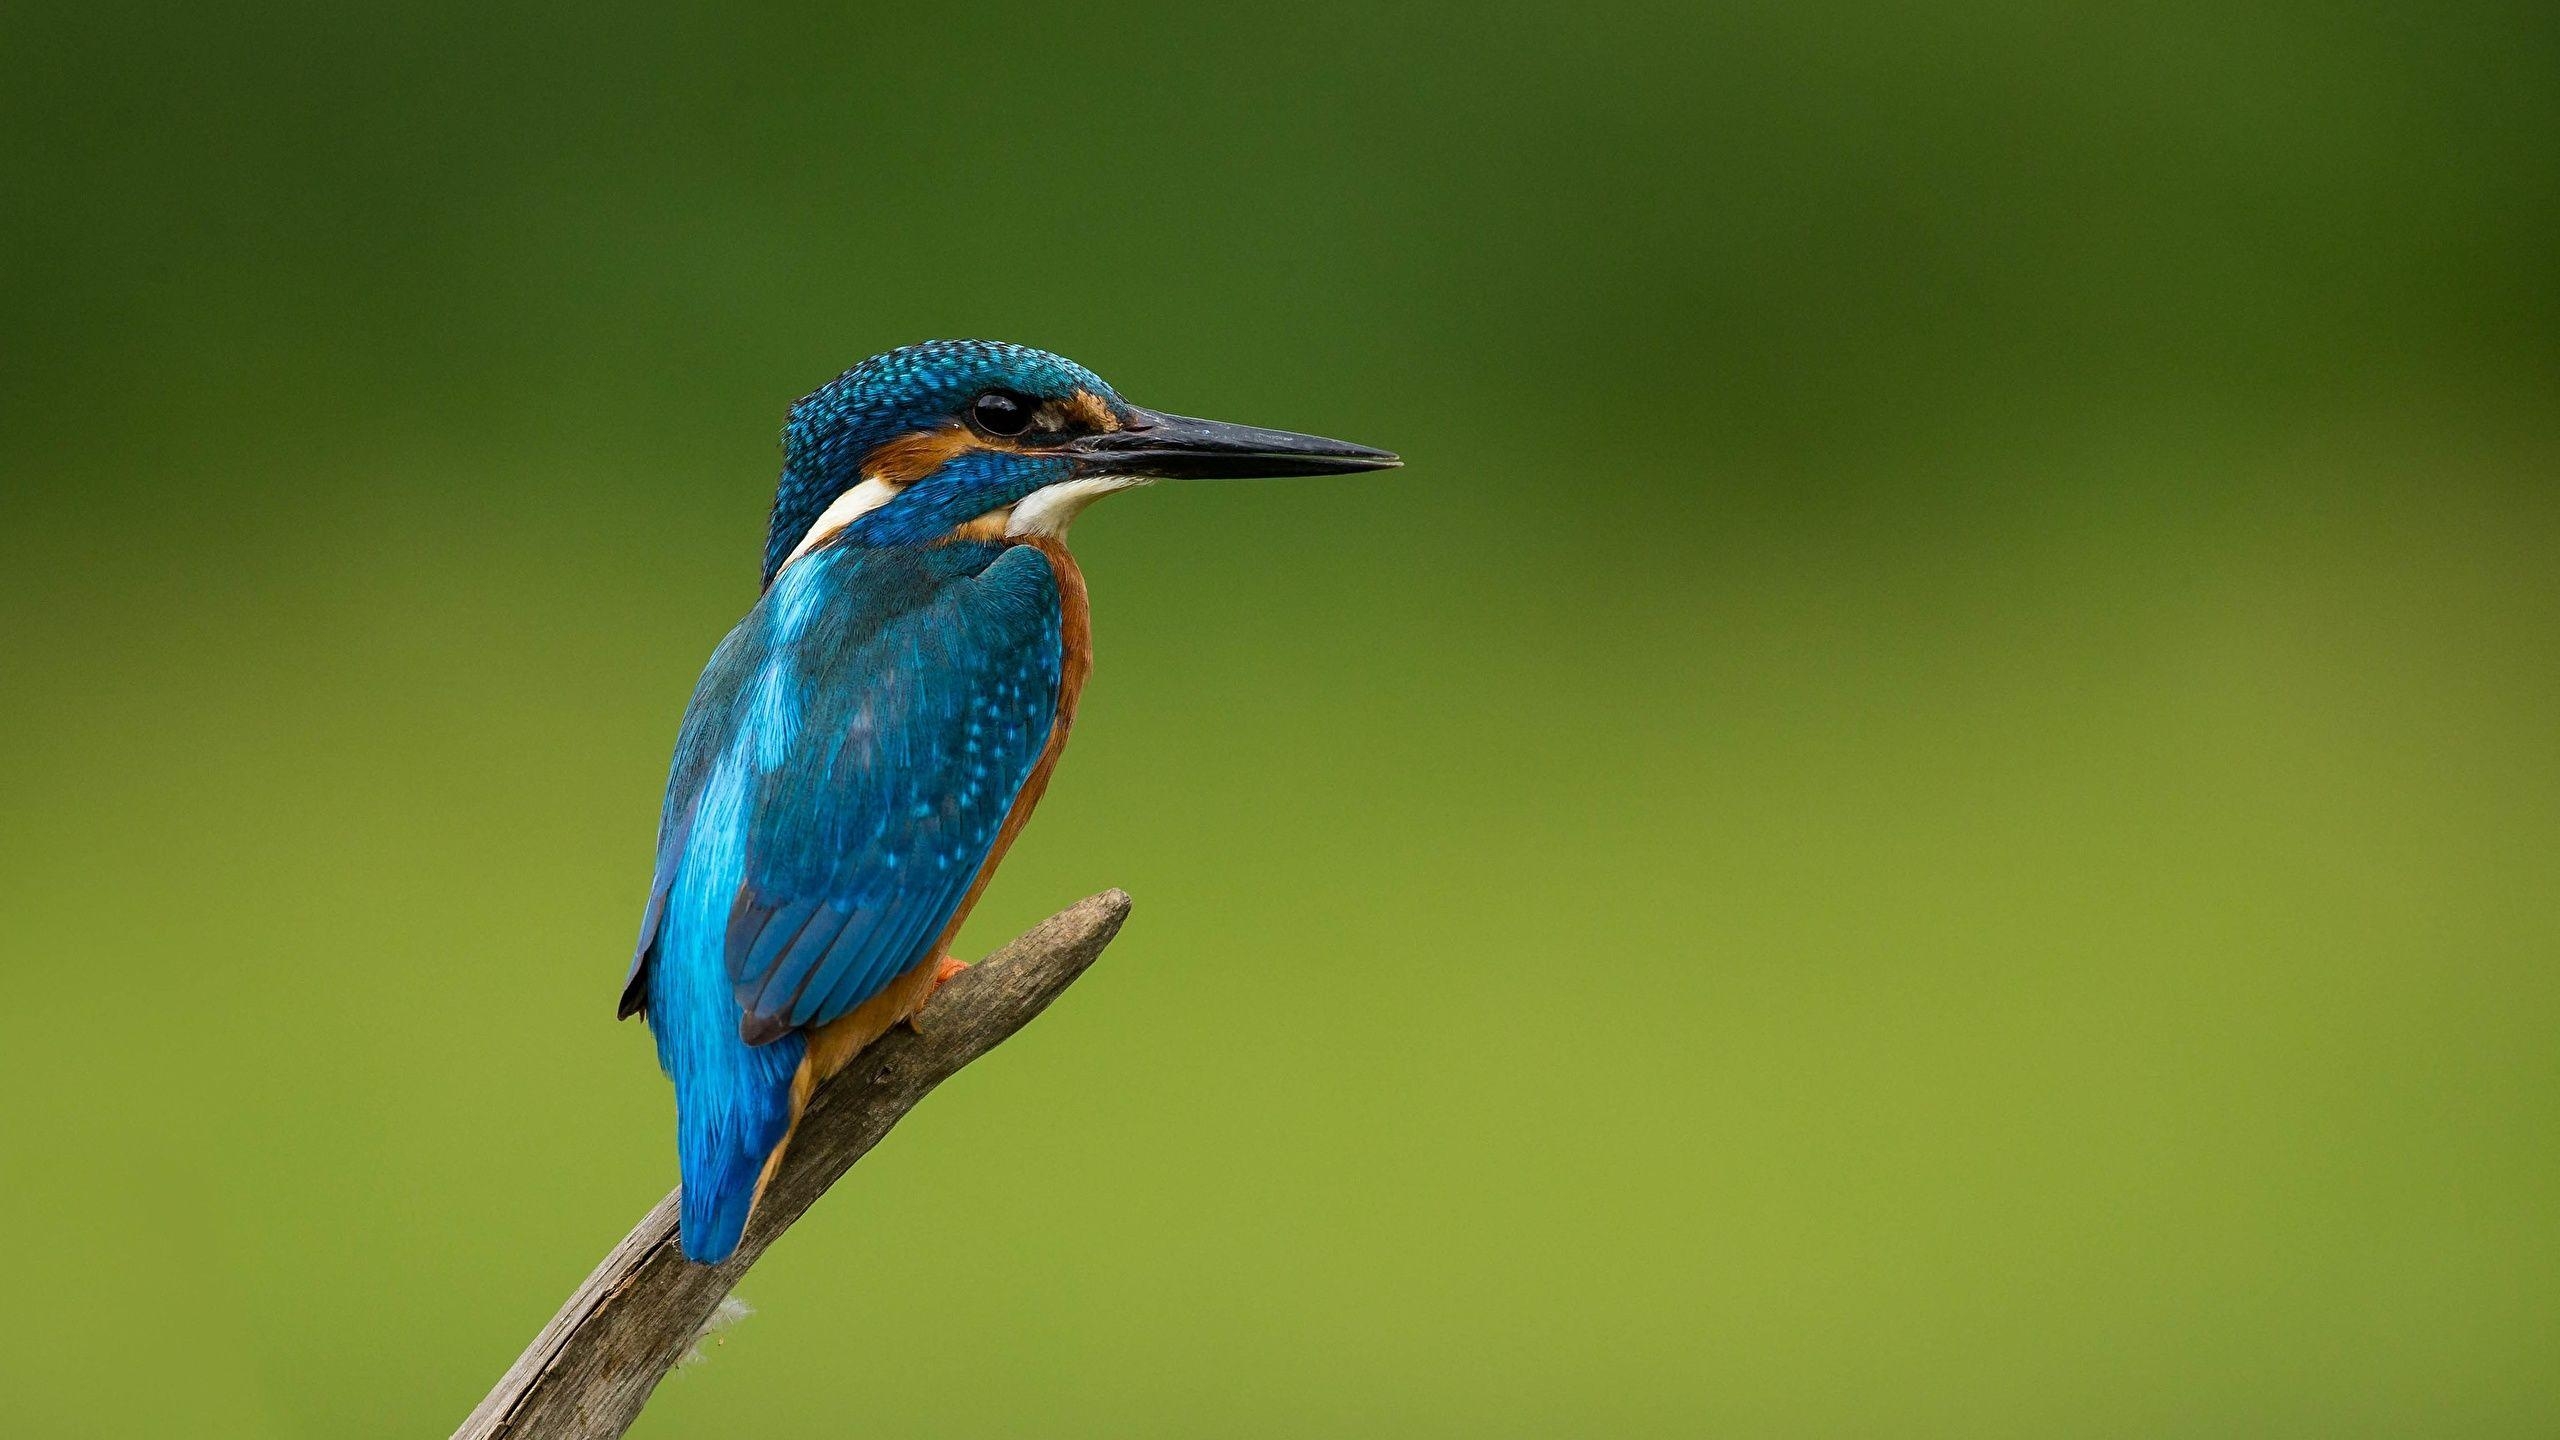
[626,539,1062,1044]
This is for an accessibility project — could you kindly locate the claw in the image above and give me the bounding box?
[906,956,970,1031]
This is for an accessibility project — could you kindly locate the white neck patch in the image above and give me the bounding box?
[778,477,900,572]
[777,471,1152,574]
[1007,475,1154,538]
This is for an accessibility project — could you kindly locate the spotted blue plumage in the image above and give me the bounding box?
[764,340,1112,584]
[625,537,1063,1261]
[621,336,1395,1266]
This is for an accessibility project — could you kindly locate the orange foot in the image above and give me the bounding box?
[906,956,971,1031]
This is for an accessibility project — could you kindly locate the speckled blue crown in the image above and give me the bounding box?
[764,341,1116,582]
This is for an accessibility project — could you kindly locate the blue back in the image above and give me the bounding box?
[630,535,1064,1260]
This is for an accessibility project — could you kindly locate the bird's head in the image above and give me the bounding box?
[762,339,1398,584]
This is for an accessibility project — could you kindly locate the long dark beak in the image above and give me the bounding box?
[1072,406,1400,479]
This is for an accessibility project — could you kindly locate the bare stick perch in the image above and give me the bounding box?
[455,889,1133,1440]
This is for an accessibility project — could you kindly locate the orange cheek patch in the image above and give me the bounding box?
[860,424,982,485]
[1065,389,1120,433]
[862,421,1065,484]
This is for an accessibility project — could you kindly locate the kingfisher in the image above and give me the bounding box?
[617,340,1397,1264]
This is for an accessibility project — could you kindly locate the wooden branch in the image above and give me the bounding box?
[455,889,1133,1440]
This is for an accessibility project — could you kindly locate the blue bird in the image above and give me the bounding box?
[619,340,1397,1263]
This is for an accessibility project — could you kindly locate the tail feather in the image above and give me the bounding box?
[646,884,806,1265]
[667,1028,802,1264]
[675,1094,796,1261]
[642,757,815,1264]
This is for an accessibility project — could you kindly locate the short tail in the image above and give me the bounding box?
[646,938,807,1265]
[671,1044,803,1264]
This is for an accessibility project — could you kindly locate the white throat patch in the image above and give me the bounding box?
[778,477,900,572]
[1006,475,1153,538]
[777,471,1152,574]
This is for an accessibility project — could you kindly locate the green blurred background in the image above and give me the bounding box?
[4,2,2556,1434]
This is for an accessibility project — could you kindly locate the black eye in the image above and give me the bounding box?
[970,390,1034,437]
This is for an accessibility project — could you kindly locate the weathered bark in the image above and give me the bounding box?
[454,889,1133,1440]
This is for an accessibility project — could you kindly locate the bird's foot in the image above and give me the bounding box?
[906,956,970,1031]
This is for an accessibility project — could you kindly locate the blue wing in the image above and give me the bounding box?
[621,539,1062,1042]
